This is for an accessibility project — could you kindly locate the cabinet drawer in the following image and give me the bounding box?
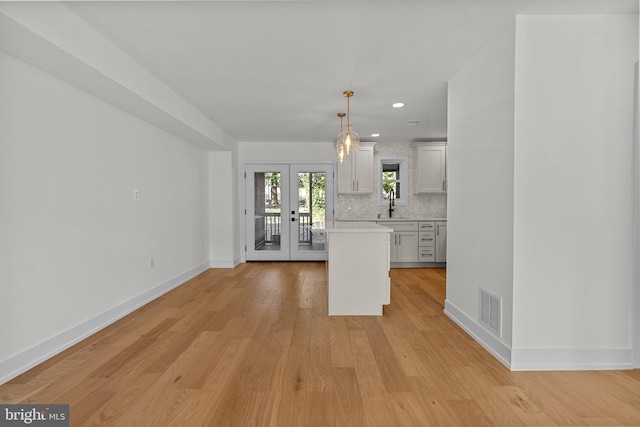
[419,221,435,231]
[419,248,435,262]
[379,221,418,232]
[419,231,435,247]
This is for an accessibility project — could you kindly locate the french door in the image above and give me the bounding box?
[245,163,334,261]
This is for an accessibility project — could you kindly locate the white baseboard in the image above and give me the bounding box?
[0,261,210,385]
[444,299,512,369]
[511,347,634,371]
[209,257,241,268]
[444,299,634,371]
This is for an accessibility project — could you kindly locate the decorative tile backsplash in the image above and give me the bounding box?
[336,142,447,220]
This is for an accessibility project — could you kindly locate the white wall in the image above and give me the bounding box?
[447,14,638,370]
[239,141,335,164]
[446,22,516,354]
[0,52,210,381]
[635,60,640,368]
[210,150,240,267]
[512,15,638,364]
[0,2,235,151]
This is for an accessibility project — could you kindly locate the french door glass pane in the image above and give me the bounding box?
[254,172,282,251]
[296,172,326,252]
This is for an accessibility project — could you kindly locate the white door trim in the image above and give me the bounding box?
[633,61,639,368]
[243,161,336,262]
[245,164,291,261]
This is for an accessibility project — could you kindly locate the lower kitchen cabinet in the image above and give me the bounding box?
[419,230,436,262]
[377,220,446,266]
[391,231,419,262]
[381,222,419,263]
[435,221,447,263]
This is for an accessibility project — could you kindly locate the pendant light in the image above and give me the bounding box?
[335,112,346,163]
[338,91,360,155]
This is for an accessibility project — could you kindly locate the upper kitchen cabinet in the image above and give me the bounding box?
[337,143,375,194]
[413,142,447,193]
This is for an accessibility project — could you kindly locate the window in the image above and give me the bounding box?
[379,157,408,206]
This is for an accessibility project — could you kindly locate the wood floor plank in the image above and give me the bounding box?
[302,391,334,427]
[328,317,355,368]
[1,264,639,427]
[491,385,558,426]
[174,318,246,389]
[387,391,438,426]
[274,390,307,427]
[87,318,179,379]
[581,416,626,426]
[331,367,366,427]
[80,372,160,426]
[306,317,332,392]
[408,394,466,427]
[349,329,403,426]
[52,378,116,426]
[475,393,528,427]
[447,399,494,427]
[239,391,281,427]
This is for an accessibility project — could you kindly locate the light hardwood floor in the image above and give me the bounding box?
[1,263,639,426]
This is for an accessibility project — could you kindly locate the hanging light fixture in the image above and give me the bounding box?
[338,90,360,155]
[335,112,346,163]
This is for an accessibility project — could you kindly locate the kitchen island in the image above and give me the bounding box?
[321,222,392,315]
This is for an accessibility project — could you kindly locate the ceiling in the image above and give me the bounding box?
[62,0,638,144]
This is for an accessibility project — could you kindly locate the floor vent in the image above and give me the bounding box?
[480,289,501,338]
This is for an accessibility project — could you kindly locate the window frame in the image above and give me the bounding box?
[378,156,408,206]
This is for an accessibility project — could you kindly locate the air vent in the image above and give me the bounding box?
[405,120,422,127]
[480,289,501,337]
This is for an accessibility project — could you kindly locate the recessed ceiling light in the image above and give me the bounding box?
[392,102,405,108]
[371,133,380,137]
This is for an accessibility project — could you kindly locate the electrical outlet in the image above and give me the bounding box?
[149,256,154,268]
[133,190,140,202]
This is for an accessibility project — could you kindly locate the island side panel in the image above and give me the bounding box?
[327,231,391,316]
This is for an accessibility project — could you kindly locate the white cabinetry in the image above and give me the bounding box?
[435,221,447,263]
[413,143,447,193]
[418,221,436,262]
[378,220,446,265]
[379,221,418,263]
[324,223,391,315]
[337,144,374,194]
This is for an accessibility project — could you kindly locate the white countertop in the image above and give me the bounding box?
[319,221,392,233]
[336,217,446,222]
